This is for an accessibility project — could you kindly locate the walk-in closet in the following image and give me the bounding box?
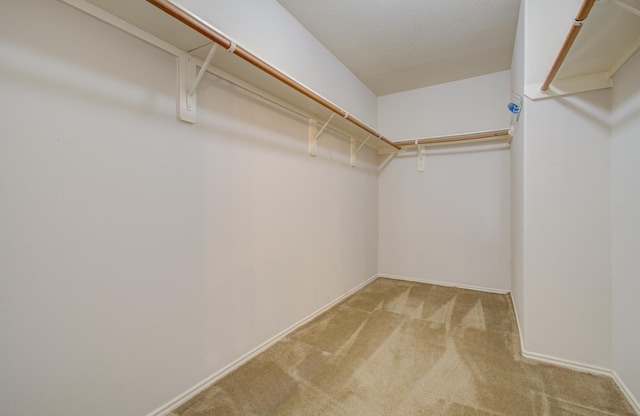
[1,0,639,414]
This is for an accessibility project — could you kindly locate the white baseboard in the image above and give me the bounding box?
[521,350,611,377]
[146,274,379,416]
[612,371,640,415]
[520,352,639,415]
[509,293,609,377]
[509,291,526,356]
[378,273,510,294]
[510,295,639,415]
[508,293,606,377]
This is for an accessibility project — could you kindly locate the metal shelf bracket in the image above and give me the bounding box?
[178,44,218,124]
[308,114,336,156]
[351,134,372,167]
[178,53,197,123]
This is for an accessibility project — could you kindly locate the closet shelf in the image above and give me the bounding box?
[528,0,640,99]
[63,0,513,156]
[392,128,512,149]
[67,0,399,152]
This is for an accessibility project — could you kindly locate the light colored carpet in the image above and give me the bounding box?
[170,278,635,415]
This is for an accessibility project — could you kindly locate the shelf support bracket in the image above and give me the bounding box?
[309,113,336,156]
[178,53,197,123]
[314,113,335,141]
[188,44,218,96]
[350,138,357,167]
[308,119,318,156]
[351,134,372,167]
[177,44,218,124]
[417,143,426,172]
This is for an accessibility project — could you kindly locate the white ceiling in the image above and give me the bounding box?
[276,0,521,96]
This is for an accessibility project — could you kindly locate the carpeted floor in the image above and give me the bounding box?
[169,278,635,415]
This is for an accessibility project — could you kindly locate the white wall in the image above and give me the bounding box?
[522,90,612,368]
[611,48,640,402]
[518,0,612,369]
[378,73,512,292]
[0,1,378,415]
[179,0,378,127]
[510,0,526,335]
[378,145,511,292]
[378,71,512,140]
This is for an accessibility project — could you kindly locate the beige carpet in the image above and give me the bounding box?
[170,278,635,415]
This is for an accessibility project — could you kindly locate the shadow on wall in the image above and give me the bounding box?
[553,90,612,132]
[611,67,640,127]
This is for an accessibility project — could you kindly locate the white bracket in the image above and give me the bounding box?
[308,113,336,156]
[350,138,357,167]
[177,44,218,124]
[315,114,335,140]
[189,44,218,96]
[350,134,372,167]
[178,53,197,123]
[417,143,426,172]
[308,119,318,156]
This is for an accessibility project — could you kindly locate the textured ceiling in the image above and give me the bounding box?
[276,0,521,96]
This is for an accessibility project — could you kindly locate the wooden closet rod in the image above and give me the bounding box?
[540,0,597,92]
[393,129,511,147]
[147,0,401,151]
